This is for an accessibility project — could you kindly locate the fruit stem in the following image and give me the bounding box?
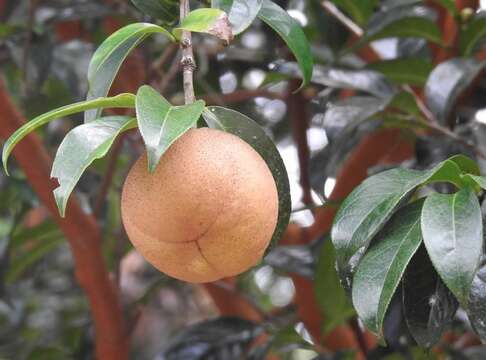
[180,0,196,104]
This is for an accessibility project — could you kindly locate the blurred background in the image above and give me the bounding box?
[2,0,486,359]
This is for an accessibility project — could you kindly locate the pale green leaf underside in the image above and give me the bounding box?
[85,23,174,122]
[135,85,205,172]
[2,93,136,175]
[51,116,136,217]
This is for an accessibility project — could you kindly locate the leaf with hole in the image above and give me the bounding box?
[136,85,205,172]
[85,23,173,122]
[402,245,458,347]
[51,116,136,217]
[203,106,290,250]
[211,0,263,35]
[425,58,486,125]
[352,200,423,339]
[173,8,233,44]
[257,0,313,90]
[2,93,136,175]
[421,188,483,306]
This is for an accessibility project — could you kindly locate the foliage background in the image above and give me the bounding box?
[1,0,486,359]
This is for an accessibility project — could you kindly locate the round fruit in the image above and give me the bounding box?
[121,127,279,283]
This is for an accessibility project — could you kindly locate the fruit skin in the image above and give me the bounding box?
[121,127,279,283]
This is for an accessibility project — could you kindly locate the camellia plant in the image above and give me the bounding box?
[1,0,314,282]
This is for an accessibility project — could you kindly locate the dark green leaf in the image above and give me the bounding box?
[330,0,377,25]
[274,62,395,98]
[160,317,261,360]
[257,0,313,90]
[136,85,205,172]
[448,154,480,175]
[403,245,458,348]
[264,244,315,278]
[2,93,136,175]
[425,58,486,125]
[366,58,433,86]
[364,6,442,44]
[468,258,486,342]
[85,23,173,122]
[131,0,179,24]
[459,12,486,56]
[421,188,483,306]
[211,0,263,35]
[323,96,391,126]
[173,8,233,43]
[461,174,486,191]
[51,116,136,216]
[315,239,355,333]
[332,158,469,288]
[381,0,457,15]
[203,106,291,250]
[352,200,423,338]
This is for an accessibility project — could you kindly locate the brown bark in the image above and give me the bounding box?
[0,79,128,360]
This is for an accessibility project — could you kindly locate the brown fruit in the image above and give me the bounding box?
[121,128,279,283]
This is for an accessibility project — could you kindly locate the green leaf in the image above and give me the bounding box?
[459,12,486,56]
[2,93,136,175]
[257,0,313,90]
[315,239,355,333]
[211,0,263,35]
[448,154,480,175]
[364,6,442,44]
[421,188,483,306]
[467,259,486,342]
[330,0,377,25]
[366,58,434,86]
[51,116,136,217]
[331,158,470,289]
[203,106,291,250]
[86,23,173,122]
[173,8,233,43]
[130,0,179,24]
[403,245,458,347]
[425,58,486,125]
[461,174,486,191]
[136,85,205,172]
[353,200,424,339]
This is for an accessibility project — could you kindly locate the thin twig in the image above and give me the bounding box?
[321,1,363,37]
[158,50,182,95]
[180,0,196,104]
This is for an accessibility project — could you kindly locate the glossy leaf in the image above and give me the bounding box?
[203,106,291,250]
[173,8,233,43]
[352,200,423,338]
[403,245,458,347]
[2,93,136,175]
[85,23,173,122]
[332,157,470,288]
[211,0,263,35]
[468,257,486,342]
[459,12,486,56]
[421,188,483,306]
[136,85,205,172]
[323,96,391,127]
[257,0,313,90]
[264,244,315,278]
[364,6,442,44]
[315,239,355,333]
[461,174,486,191]
[274,62,395,98]
[330,0,377,25]
[131,0,179,24]
[366,58,433,86]
[51,116,136,217]
[160,317,260,360]
[425,58,486,125]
